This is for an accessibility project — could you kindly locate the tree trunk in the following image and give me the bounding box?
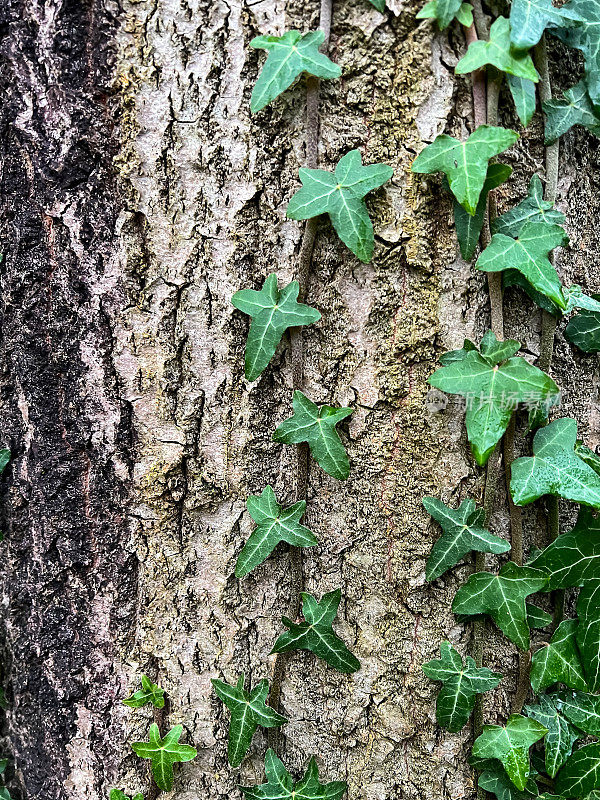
[0,1,598,799]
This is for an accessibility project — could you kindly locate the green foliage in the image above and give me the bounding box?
[576,581,600,691]
[509,0,583,50]
[428,330,559,465]
[530,620,588,693]
[416,0,473,29]
[241,749,347,800]
[529,508,600,590]
[565,310,600,352]
[525,694,581,778]
[472,714,548,790]
[455,18,539,81]
[271,589,360,673]
[232,274,321,381]
[368,0,386,10]
[273,391,353,480]
[250,31,341,113]
[422,641,501,732]
[556,0,600,107]
[556,742,600,797]
[236,486,317,578]
[212,675,287,767]
[493,175,566,239]
[287,149,393,262]
[110,791,144,800]
[412,125,518,215]
[422,496,509,580]
[478,761,539,799]
[507,75,537,127]
[452,562,548,650]
[0,451,9,476]
[557,690,600,736]
[131,724,197,792]
[543,81,600,145]
[527,603,553,628]
[0,761,10,800]
[510,418,600,509]
[123,675,165,710]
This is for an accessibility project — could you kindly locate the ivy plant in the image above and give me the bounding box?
[241,749,347,800]
[555,742,600,797]
[566,309,600,352]
[493,174,566,238]
[110,791,144,800]
[543,81,600,144]
[530,619,588,693]
[123,675,165,710]
[416,0,473,29]
[455,18,539,82]
[524,694,581,778]
[0,451,8,475]
[556,1,600,107]
[478,760,539,800]
[131,724,197,792]
[557,690,600,736]
[368,0,386,10]
[508,75,537,127]
[529,508,600,590]
[509,0,583,50]
[576,581,600,691]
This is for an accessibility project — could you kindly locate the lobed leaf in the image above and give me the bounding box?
[555,1,600,107]
[123,675,165,710]
[510,0,584,50]
[557,690,600,736]
[416,0,470,29]
[478,760,539,799]
[131,724,197,792]
[110,792,144,800]
[576,581,600,691]
[565,310,600,352]
[472,714,548,790]
[529,508,600,590]
[556,743,600,797]
[530,620,588,693]
[543,81,600,145]
[455,18,540,81]
[241,749,347,800]
[493,175,566,239]
[525,694,581,778]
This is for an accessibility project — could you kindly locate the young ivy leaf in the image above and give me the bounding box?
[555,743,600,797]
[565,310,600,352]
[110,791,144,800]
[422,496,509,581]
[529,508,600,591]
[556,0,600,107]
[543,81,600,145]
[557,690,600,737]
[576,581,600,691]
[478,760,539,800]
[412,125,518,216]
[493,174,566,239]
[452,562,548,650]
[273,391,353,480]
[507,76,537,127]
[287,149,393,262]
[271,588,360,673]
[472,714,548,791]
[416,0,472,30]
[530,619,588,693]
[232,274,321,381]
[455,18,540,82]
[250,31,341,113]
[131,724,197,792]
[422,641,502,732]
[123,675,165,710]
[236,486,317,577]
[525,694,581,778]
[509,0,584,50]
[212,675,287,767]
[241,748,347,800]
[428,330,559,465]
[510,418,600,509]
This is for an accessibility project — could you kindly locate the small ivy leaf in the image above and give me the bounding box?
[412,125,518,215]
[250,31,341,113]
[507,75,537,126]
[428,330,559,465]
[212,674,287,767]
[472,714,548,790]
[131,724,197,792]
[368,0,386,10]
[562,286,600,314]
[565,310,600,352]
[0,451,9,476]
[287,150,393,262]
[493,175,567,239]
[110,791,145,800]
[123,675,165,710]
[555,743,600,797]
[555,0,600,107]
[557,690,600,736]
[241,748,347,800]
[527,603,553,629]
[423,496,509,580]
[273,391,353,480]
[455,18,540,82]
[416,0,465,29]
[575,441,600,475]
[543,81,600,145]
[232,274,321,381]
[509,0,584,50]
[236,486,317,578]
[576,581,600,691]
[422,641,502,732]
[479,761,539,799]
[452,562,548,650]
[271,589,360,673]
[530,620,588,693]
[529,508,600,591]
[476,221,567,311]
[510,418,600,509]
[525,695,581,779]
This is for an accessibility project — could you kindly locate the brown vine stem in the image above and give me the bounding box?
[267,0,333,752]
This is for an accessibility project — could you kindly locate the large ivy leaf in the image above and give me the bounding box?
[422,641,502,732]
[530,620,588,693]
[212,675,287,767]
[452,562,548,650]
[556,743,600,797]
[479,761,539,799]
[423,496,509,580]
[510,418,600,509]
[525,694,581,778]
[416,0,472,29]
[123,675,165,709]
[565,310,600,352]
[110,792,144,800]
[455,18,540,81]
[250,31,341,113]
[412,125,518,215]
[493,175,566,238]
[232,274,321,381]
[556,0,600,107]
[543,81,600,145]
[576,581,600,691]
[131,724,197,792]
[557,690,600,736]
[428,330,559,465]
[271,589,360,673]
[273,391,353,480]
[472,714,548,790]
[509,0,583,50]
[529,509,600,590]
[236,486,317,578]
[508,75,537,126]
[241,748,347,800]
[287,149,393,262]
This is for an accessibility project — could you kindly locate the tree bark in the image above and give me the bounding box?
[0,1,598,799]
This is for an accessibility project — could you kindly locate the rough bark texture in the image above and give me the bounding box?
[0,1,598,799]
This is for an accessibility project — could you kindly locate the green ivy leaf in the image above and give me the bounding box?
[428,330,559,465]
[479,761,539,799]
[508,75,537,126]
[525,694,581,778]
[543,81,600,145]
[110,791,144,800]
[131,724,197,792]
[0,451,9,476]
[493,175,566,239]
[530,620,588,693]
[287,150,393,262]
[368,0,386,9]
[563,286,600,314]
[212,675,287,767]
[273,391,353,480]
[236,486,317,578]
[556,743,600,797]
[576,441,600,475]
[250,31,341,113]
[0,792,11,800]
[455,18,540,82]
[416,0,467,29]
[232,274,321,381]
[452,562,548,650]
[472,714,548,790]
[423,496,509,580]
[412,125,518,215]
[422,641,502,732]
[509,0,583,50]
[529,508,600,590]
[557,690,600,736]
[565,310,600,352]
[527,603,553,628]
[271,589,360,673]
[510,418,600,509]
[123,675,165,710]
[555,0,600,107]
[241,748,347,800]
[576,581,600,691]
